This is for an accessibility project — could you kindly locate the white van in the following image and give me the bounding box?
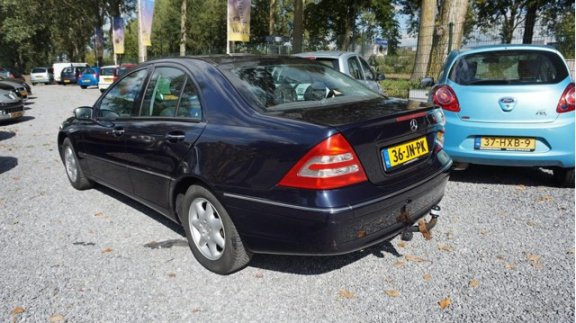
[52,62,89,84]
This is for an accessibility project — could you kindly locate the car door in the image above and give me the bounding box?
[80,68,149,194]
[121,65,206,214]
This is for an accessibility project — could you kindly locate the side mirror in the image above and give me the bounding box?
[73,106,93,120]
[376,73,386,81]
[420,77,435,88]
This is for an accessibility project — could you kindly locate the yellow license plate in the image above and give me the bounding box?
[383,137,429,169]
[64,80,70,83]
[475,136,536,151]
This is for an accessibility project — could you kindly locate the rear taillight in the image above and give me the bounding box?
[432,85,460,112]
[278,133,368,190]
[557,83,575,113]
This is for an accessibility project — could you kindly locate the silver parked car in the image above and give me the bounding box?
[294,51,385,94]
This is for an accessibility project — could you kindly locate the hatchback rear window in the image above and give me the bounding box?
[449,50,569,85]
[32,68,46,73]
[101,68,117,76]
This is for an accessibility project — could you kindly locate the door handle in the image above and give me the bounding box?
[166,132,186,142]
[112,127,125,137]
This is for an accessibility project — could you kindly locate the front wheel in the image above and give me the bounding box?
[62,138,92,190]
[80,85,87,89]
[179,185,251,274]
[553,167,575,188]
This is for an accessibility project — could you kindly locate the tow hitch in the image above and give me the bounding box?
[400,205,441,241]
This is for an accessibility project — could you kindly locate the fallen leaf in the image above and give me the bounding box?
[527,253,543,269]
[437,243,454,252]
[418,219,432,240]
[479,229,489,236]
[538,195,553,203]
[469,279,480,289]
[516,185,526,191]
[405,255,431,263]
[101,248,113,254]
[11,307,25,315]
[526,220,537,227]
[255,272,264,279]
[393,261,405,268]
[168,272,176,278]
[504,263,516,270]
[423,273,432,281]
[192,308,201,313]
[94,212,104,217]
[339,289,356,299]
[385,290,400,297]
[397,241,406,248]
[438,297,452,309]
[496,255,506,261]
[49,313,65,322]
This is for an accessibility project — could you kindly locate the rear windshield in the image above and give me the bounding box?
[449,50,569,85]
[311,58,339,70]
[101,68,117,76]
[82,69,96,75]
[218,61,380,111]
[32,68,46,73]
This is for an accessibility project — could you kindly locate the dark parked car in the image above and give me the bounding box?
[0,88,24,122]
[58,56,452,274]
[61,66,84,85]
[0,77,29,100]
[0,67,26,83]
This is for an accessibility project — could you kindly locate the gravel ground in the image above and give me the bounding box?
[0,84,574,323]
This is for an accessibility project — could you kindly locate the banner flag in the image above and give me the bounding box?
[112,17,125,54]
[140,0,155,46]
[227,0,251,42]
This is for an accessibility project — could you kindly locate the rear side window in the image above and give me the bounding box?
[313,58,339,70]
[449,50,569,85]
[347,57,363,80]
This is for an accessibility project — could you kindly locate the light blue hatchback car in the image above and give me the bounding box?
[425,45,574,187]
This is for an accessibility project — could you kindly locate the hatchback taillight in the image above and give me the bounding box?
[278,133,368,190]
[432,85,460,112]
[557,83,575,113]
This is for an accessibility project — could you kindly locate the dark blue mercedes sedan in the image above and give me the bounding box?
[58,56,452,274]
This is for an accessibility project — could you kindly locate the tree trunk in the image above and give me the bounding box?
[293,0,304,53]
[180,0,187,56]
[522,1,538,44]
[428,0,469,79]
[411,0,437,81]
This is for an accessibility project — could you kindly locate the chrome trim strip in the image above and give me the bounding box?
[224,162,452,213]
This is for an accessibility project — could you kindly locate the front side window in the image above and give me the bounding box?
[98,69,148,118]
[449,50,569,85]
[359,57,376,81]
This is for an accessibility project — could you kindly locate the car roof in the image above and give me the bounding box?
[454,44,562,56]
[143,55,321,67]
[293,51,357,59]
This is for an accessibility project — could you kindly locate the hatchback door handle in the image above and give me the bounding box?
[166,132,186,142]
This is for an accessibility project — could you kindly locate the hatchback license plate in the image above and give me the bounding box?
[475,136,535,151]
[382,137,429,170]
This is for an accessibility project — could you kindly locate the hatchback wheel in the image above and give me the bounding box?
[553,167,575,188]
[179,185,251,274]
[62,138,92,190]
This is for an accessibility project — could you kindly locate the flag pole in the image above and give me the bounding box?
[226,1,230,54]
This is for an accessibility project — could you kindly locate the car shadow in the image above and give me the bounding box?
[249,241,404,275]
[0,130,15,141]
[0,156,18,174]
[0,115,34,125]
[449,165,557,187]
[93,184,409,275]
[94,185,185,236]
[24,101,35,107]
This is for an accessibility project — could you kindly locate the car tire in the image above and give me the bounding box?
[80,86,87,89]
[553,167,575,188]
[62,138,92,190]
[179,185,251,274]
[32,82,36,86]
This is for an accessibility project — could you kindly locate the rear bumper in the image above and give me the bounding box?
[224,166,450,255]
[444,115,575,168]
